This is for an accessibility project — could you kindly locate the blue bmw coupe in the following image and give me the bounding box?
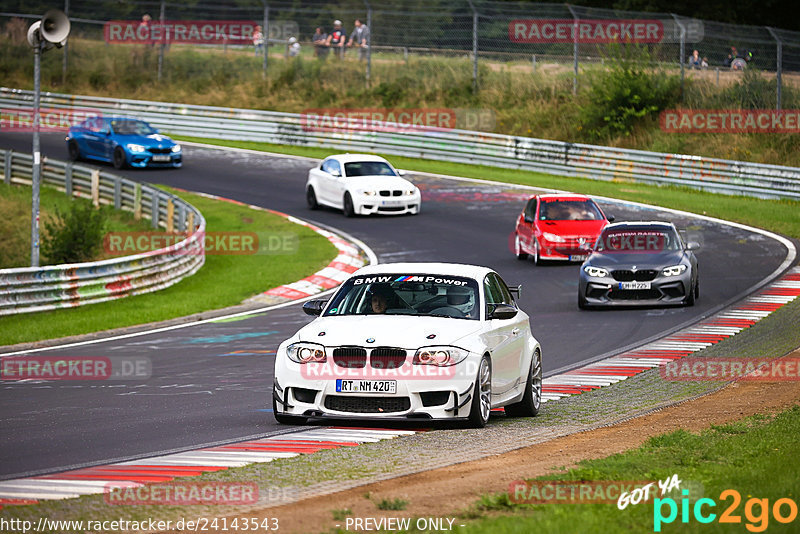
[66,117,182,169]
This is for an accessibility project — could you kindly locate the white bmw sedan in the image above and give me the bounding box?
[306,154,421,216]
[273,263,542,427]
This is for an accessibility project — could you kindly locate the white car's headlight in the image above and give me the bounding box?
[286,342,326,363]
[407,189,416,196]
[127,144,146,153]
[359,190,376,196]
[662,265,688,277]
[171,144,181,153]
[584,265,609,278]
[412,346,469,367]
[542,232,566,243]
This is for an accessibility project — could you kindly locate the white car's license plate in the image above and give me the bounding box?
[336,379,397,394]
[618,281,651,290]
[151,155,171,162]
[569,255,589,261]
[380,200,404,207]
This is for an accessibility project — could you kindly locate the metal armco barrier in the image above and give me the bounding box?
[0,150,206,316]
[2,88,798,201]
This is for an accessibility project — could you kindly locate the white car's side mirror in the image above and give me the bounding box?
[330,169,341,177]
[397,169,407,176]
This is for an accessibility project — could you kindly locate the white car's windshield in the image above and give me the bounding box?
[344,161,397,177]
[324,274,480,320]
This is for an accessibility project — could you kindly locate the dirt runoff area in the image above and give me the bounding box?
[177,350,800,534]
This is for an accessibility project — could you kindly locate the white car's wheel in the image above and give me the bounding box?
[343,193,356,217]
[468,355,492,428]
[505,350,542,417]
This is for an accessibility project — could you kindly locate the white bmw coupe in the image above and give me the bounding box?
[273,263,542,427]
[306,154,421,216]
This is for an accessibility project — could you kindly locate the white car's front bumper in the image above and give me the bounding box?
[273,352,480,420]
[354,192,421,215]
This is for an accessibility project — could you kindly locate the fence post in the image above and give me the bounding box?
[151,191,159,229]
[466,0,478,91]
[91,169,100,208]
[178,203,186,232]
[567,4,578,95]
[166,198,174,233]
[532,54,536,73]
[4,150,10,185]
[64,161,72,195]
[134,183,142,220]
[187,211,195,233]
[62,0,70,85]
[157,0,166,82]
[766,27,782,110]
[365,0,372,87]
[404,47,408,64]
[114,176,121,210]
[262,2,269,78]
[671,14,686,102]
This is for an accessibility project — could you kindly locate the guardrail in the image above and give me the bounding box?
[2,87,800,202]
[0,150,206,316]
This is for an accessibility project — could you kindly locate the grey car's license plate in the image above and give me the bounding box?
[618,281,651,290]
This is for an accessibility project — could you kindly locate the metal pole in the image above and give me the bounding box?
[268,2,269,78]
[567,4,578,95]
[62,0,69,85]
[766,27,782,110]
[466,0,478,91]
[365,0,372,87]
[31,42,42,267]
[157,0,165,82]
[671,14,686,102]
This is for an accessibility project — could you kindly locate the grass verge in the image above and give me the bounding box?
[176,136,800,240]
[0,185,337,347]
[469,404,800,533]
[0,182,152,269]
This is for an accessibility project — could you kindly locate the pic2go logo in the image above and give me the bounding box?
[654,489,798,532]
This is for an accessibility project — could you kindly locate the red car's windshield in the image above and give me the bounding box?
[539,200,603,221]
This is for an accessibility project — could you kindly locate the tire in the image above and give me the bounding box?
[533,240,542,265]
[514,234,528,260]
[467,355,492,428]
[67,140,81,161]
[578,292,588,310]
[505,350,542,417]
[113,147,127,170]
[343,192,355,217]
[306,186,319,210]
[272,394,307,425]
[685,277,697,306]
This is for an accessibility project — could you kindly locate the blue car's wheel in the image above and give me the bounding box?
[67,140,81,161]
[113,147,127,170]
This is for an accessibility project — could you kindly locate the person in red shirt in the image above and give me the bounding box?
[325,19,346,59]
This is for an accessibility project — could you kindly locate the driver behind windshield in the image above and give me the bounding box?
[446,285,477,318]
[367,283,396,314]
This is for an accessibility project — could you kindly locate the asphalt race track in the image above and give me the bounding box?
[0,132,791,479]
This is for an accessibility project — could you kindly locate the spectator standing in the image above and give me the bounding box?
[312,27,329,59]
[253,25,265,56]
[687,49,701,69]
[347,18,370,61]
[325,20,346,59]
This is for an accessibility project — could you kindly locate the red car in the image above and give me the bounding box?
[513,194,613,264]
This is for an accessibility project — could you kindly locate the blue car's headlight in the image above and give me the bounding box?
[127,144,146,153]
[171,144,181,153]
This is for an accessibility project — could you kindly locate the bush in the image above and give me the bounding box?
[42,201,107,264]
[579,54,681,141]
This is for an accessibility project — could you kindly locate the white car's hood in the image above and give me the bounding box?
[295,315,482,349]
[346,175,415,191]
